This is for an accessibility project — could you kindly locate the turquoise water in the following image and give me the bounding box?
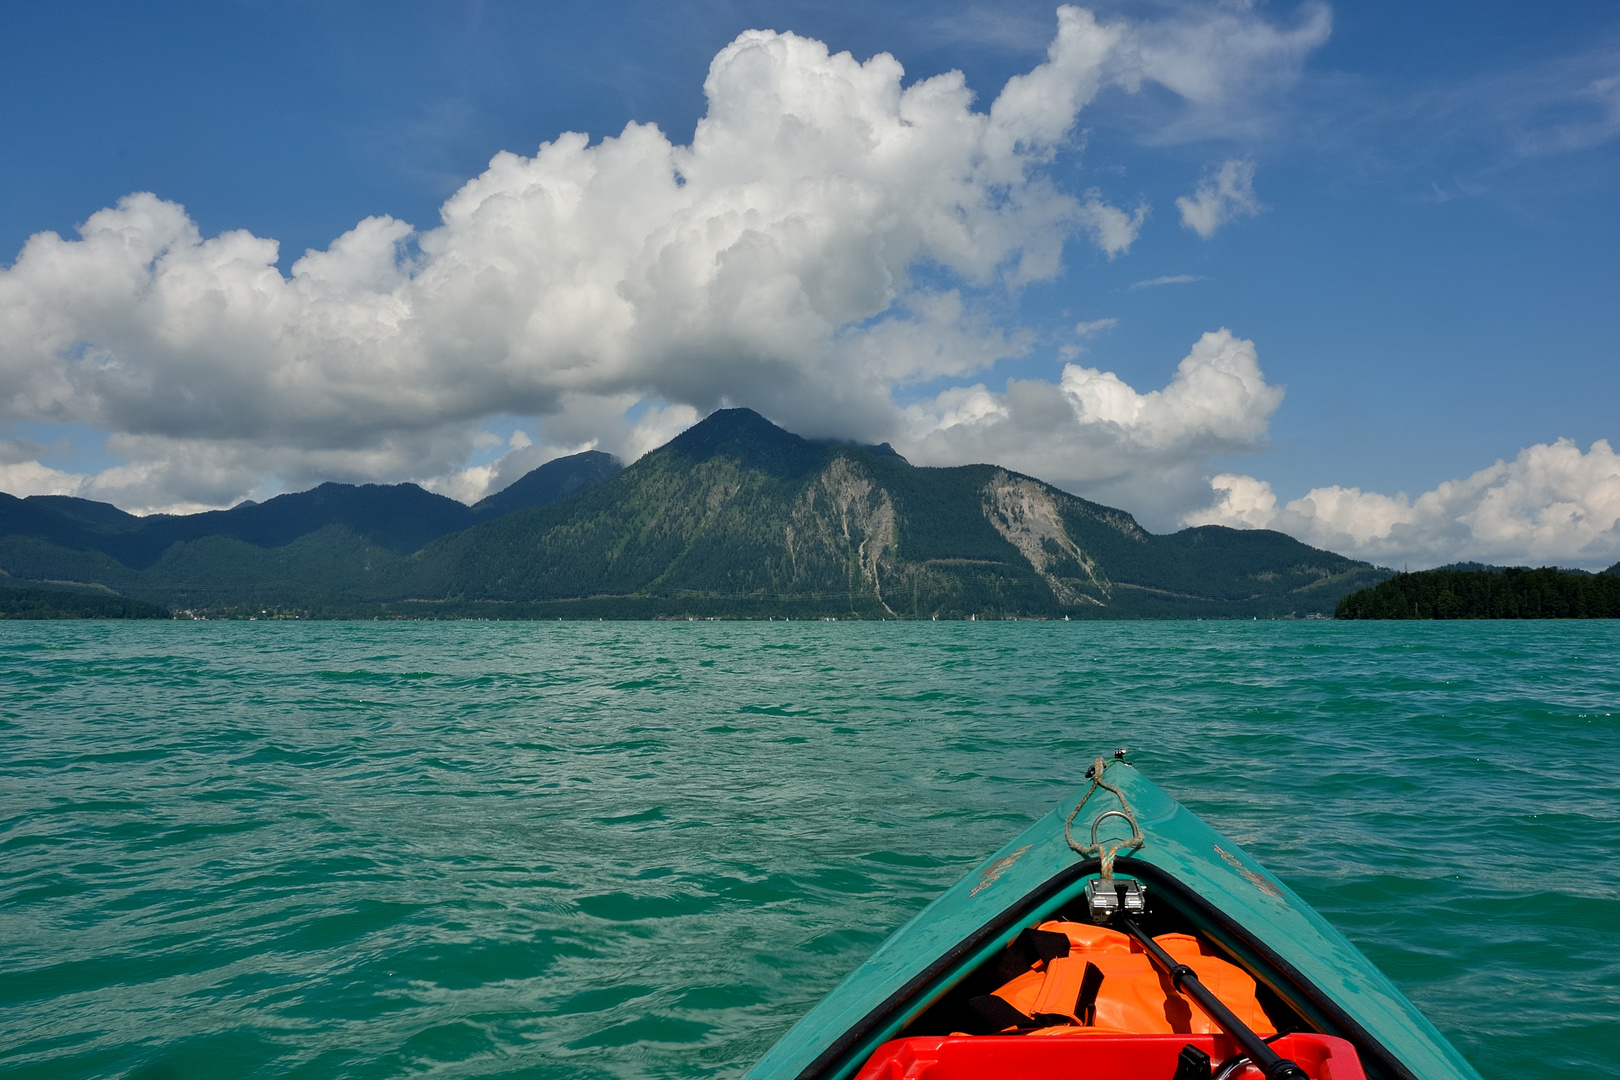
[2,621,1616,1080]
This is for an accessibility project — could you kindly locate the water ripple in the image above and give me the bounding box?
[1,621,1616,1079]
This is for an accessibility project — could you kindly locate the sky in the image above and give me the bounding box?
[2,0,1617,569]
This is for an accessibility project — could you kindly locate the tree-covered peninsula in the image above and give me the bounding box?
[1336,565,1620,619]
[0,581,170,620]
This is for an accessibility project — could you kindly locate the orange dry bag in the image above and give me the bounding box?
[967,921,1275,1037]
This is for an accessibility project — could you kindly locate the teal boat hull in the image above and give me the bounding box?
[747,762,1481,1080]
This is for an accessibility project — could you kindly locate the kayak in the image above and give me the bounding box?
[746,755,1481,1080]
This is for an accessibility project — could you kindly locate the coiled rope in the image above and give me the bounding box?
[1064,755,1145,878]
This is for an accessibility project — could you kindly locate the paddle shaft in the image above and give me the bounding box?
[1117,917,1309,1080]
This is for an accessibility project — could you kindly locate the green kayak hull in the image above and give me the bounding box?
[746,761,1481,1080]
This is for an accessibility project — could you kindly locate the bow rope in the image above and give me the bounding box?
[1064,756,1145,878]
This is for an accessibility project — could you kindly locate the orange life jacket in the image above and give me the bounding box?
[978,921,1275,1037]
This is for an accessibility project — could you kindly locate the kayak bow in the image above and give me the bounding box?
[747,756,1480,1080]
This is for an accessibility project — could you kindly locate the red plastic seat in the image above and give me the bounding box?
[852,1032,1366,1080]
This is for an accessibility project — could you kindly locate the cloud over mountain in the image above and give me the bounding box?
[0,5,1320,518]
[904,329,1283,525]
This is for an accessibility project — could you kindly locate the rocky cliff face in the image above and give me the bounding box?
[787,457,898,610]
[982,471,1110,607]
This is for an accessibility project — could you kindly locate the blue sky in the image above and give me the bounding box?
[2,1,1617,567]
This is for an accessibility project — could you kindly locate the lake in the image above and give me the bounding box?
[2,620,1615,1079]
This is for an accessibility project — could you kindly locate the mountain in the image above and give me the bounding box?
[470,450,622,521]
[375,409,1387,619]
[0,411,1387,618]
[0,449,620,570]
[143,482,473,559]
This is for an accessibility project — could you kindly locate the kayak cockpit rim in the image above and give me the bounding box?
[790,857,1417,1080]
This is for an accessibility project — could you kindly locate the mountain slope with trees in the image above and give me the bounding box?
[0,579,170,619]
[468,450,621,521]
[377,410,1385,618]
[0,410,1388,618]
[0,450,619,568]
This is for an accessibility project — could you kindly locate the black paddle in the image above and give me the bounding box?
[1116,916,1310,1080]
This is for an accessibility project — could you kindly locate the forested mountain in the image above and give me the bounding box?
[0,410,1388,618]
[376,409,1385,618]
[356,409,1378,618]
[0,449,619,567]
[469,450,622,521]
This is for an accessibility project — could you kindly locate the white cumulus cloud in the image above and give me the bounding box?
[1187,439,1620,570]
[0,5,1328,514]
[0,457,85,498]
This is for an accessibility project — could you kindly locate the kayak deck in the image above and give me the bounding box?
[746,759,1481,1080]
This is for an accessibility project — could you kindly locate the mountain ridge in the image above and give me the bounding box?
[367,409,1386,619]
[0,410,1389,618]
[468,450,621,521]
[0,449,621,568]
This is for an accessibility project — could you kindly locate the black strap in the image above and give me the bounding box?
[1075,961,1104,1025]
[977,928,1091,1034]
[1025,928,1072,963]
[966,995,1036,1033]
[964,995,1084,1034]
[1173,1043,1213,1080]
[993,927,1071,984]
